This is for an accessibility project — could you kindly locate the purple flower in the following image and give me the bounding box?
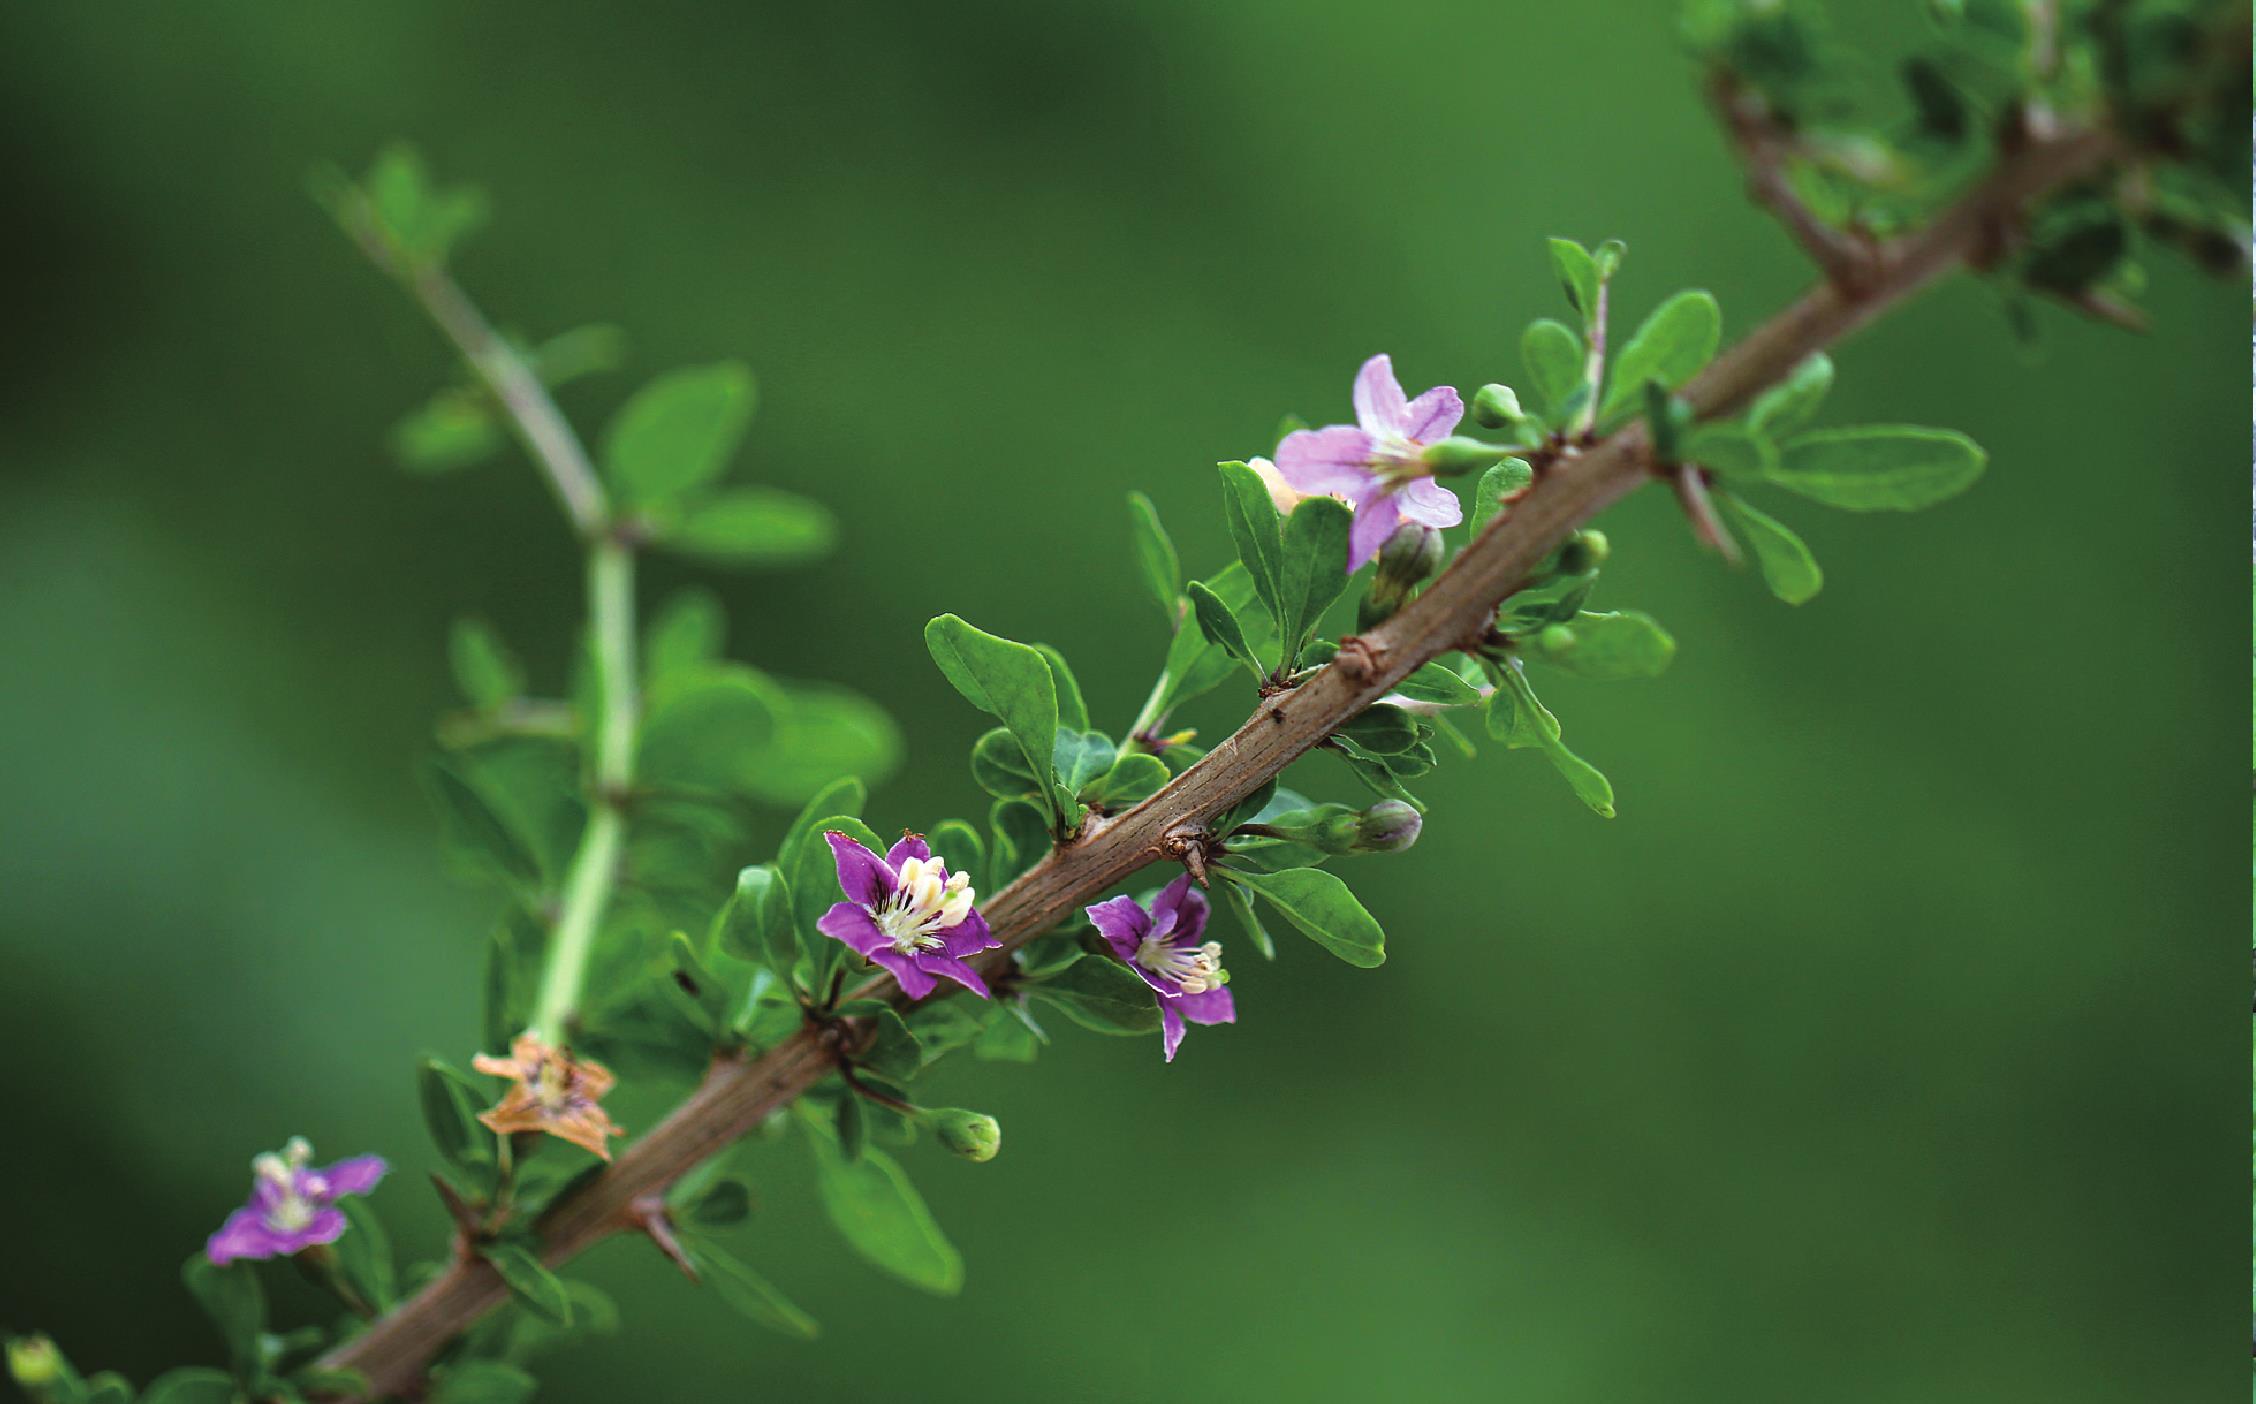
[1275,353,1467,571]
[205,1137,387,1265]
[1085,874,1236,1062]
[816,832,1001,1000]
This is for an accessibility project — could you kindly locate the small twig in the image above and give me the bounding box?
[837,1063,917,1116]
[1710,72,1880,292]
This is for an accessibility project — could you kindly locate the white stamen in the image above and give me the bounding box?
[1134,936,1226,994]
[874,858,978,955]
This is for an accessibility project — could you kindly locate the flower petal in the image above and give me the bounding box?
[916,953,993,1000]
[1159,1000,1187,1062]
[817,901,893,958]
[299,1206,349,1250]
[1175,985,1236,1027]
[317,1155,388,1199]
[884,833,931,869]
[1401,384,1464,441]
[1148,873,1196,938]
[1397,476,1464,529]
[871,949,938,1001]
[826,831,896,908]
[1347,491,1403,572]
[1352,354,1411,436]
[1167,886,1210,946]
[937,908,998,958]
[205,1207,293,1265]
[1084,894,1151,962]
[1274,426,1379,498]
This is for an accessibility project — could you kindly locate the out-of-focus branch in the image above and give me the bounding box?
[1708,71,1880,292]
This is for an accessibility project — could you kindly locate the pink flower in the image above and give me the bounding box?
[1274,354,1466,570]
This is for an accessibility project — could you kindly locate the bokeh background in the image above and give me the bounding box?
[1,2,2243,1401]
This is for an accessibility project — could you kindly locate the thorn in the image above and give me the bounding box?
[1674,465,1743,566]
[428,1172,481,1241]
[629,1194,699,1282]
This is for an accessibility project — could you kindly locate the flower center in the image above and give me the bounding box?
[532,1059,575,1112]
[254,1137,320,1232]
[875,857,975,955]
[1369,432,1430,487]
[1134,935,1227,994]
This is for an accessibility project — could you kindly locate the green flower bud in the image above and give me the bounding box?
[1470,383,1525,431]
[1352,800,1423,853]
[1419,436,1515,477]
[927,1107,1001,1163]
[1556,528,1610,575]
[6,1336,63,1390]
[1358,522,1444,628]
[1537,623,1577,655]
[1593,239,1626,279]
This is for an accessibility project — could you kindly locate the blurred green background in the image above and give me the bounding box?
[1,2,2242,1401]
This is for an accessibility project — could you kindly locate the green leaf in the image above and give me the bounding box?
[856,1007,924,1081]
[924,614,1060,815]
[803,1118,964,1294]
[1214,870,1276,959]
[1682,422,1774,477]
[1216,866,1385,968]
[1768,426,1987,510]
[392,389,500,474]
[786,816,887,993]
[669,930,733,1034]
[334,1197,397,1310]
[662,488,836,567]
[428,1361,539,1404]
[987,798,1051,889]
[1187,580,1263,680]
[362,144,486,266]
[682,1176,754,1228]
[692,1239,821,1339]
[1025,953,1164,1034]
[1330,736,1425,810]
[1484,665,1615,817]
[1391,659,1486,706]
[717,863,798,974]
[644,588,725,690]
[733,682,900,806]
[449,618,523,710]
[1033,645,1089,732]
[1718,492,1824,603]
[601,363,756,505]
[969,726,1044,801]
[480,1243,573,1324]
[1080,751,1171,810]
[1547,236,1601,321]
[636,664,785,796]
[1526,611,1677,681]
[84,1372,133,1404]
[181,1257,265,1371]
[926,820,986,893]
[1125,491,1182,624]
[1155,562,1271,715]
[1747,352,1833,437]
[423,761,540,888]
[972,1005,1045,1060]
[417,1057,491,1169]
[1337,703,1421,754]
[1520,318,1584,419]
[1467,457,1535,537]
[139,1368,240,1404]
[1598,290,1721,423]
[1216,460,1286,623]
[1275,495,1354,667]
[1051,729,1118,794]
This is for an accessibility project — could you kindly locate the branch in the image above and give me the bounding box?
[1708,71,1880,292]
[316,118,2117,1401]
[335,198,643,1043]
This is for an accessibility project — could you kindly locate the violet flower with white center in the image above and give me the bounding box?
[1274,353,1467,571]
[1085,874,1236,1062]
[816,832,1000,1000]
[204,1137,386,1265]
